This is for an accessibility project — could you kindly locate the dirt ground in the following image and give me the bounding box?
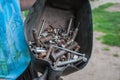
[106,3,120,12]
[63,1,120,80]
[90,0,120,9]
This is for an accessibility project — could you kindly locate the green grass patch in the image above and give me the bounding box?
[113,53,119,57]
[93,3,120,47]
[102,47,110,51]
[96,37,101,40]
[23,10,29,17]
[101,34,120,46]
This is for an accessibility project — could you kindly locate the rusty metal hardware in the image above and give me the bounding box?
[51,44,85,57]
[29,17,87,71]
[72,22,80,41]
[66,17,74,36]
[39,20,46,37]
[32,29,42,46]
[39,35,53,43]
[56,57,84,67]
[64,22,80,47]
[51,42,78,61]
[45,46,53,59]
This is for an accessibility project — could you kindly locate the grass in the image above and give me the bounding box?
[93,3,120,47]
[96,37,101,40]
[102,47,110,51]
[23,10,29,17]
[113,53,119,57]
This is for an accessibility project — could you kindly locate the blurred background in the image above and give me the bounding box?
[63,0,120,80]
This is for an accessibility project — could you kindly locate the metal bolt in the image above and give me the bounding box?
[38,20,46,37]
[39,35,53,43]
[51,44,85,56]
[66,17,74,36]
[51,42,78,61]
[32,29,42,46]
[56,57,83,67]
[45,46,53,59]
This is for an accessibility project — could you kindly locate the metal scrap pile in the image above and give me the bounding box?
[29,17,87,69]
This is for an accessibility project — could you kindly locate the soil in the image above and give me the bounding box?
[63,0,120,80]
[106,3,120,12]
[90,0,120,9]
